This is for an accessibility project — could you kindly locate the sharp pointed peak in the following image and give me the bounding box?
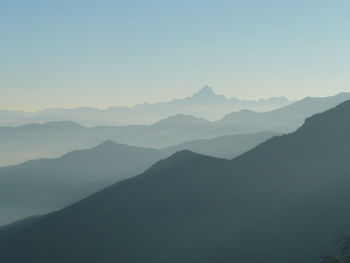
[200,85,214,92]
[192,85,216,96]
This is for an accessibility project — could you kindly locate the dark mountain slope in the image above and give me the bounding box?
[1,101,350,262]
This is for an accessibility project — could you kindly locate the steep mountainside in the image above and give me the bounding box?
[1,101,350,262]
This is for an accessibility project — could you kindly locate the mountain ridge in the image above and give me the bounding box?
[0,141,167,226]
[1,92,350,166]
[0,86,294,126]
[1,100,350,262]
[0,130,278,225]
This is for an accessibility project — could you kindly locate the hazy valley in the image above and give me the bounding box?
[2,2,350,261]
[1,96,350,262]
[1,89,349,167]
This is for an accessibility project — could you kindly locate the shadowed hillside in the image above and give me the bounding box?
[1,100,350,262]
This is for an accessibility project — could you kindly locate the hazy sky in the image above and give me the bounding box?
[1,0,350,111]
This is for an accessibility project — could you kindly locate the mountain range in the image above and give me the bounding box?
[1,92,349,166]
[0,86,292,126]
[0,131,277,225]
[0,141,166,225]
[1,98,350,262]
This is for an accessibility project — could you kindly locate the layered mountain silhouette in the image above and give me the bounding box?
[163,131,278,159]
[0,141,166,225]
[0,132,276,225]
[1,100,350,262]
[218,91,350,132]
[0,121,104,166]
[1,92,349,166]
[0,86,292,126]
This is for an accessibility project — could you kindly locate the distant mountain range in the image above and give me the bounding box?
[0,86,292,126]
[218,91,350,131]
[1,99,350,262]
[0,131,277,225]
[1,92,349,166]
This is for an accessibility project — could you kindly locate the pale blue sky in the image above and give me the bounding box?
[1,0,350,111]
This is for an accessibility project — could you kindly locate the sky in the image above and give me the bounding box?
[1,0,350,111]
